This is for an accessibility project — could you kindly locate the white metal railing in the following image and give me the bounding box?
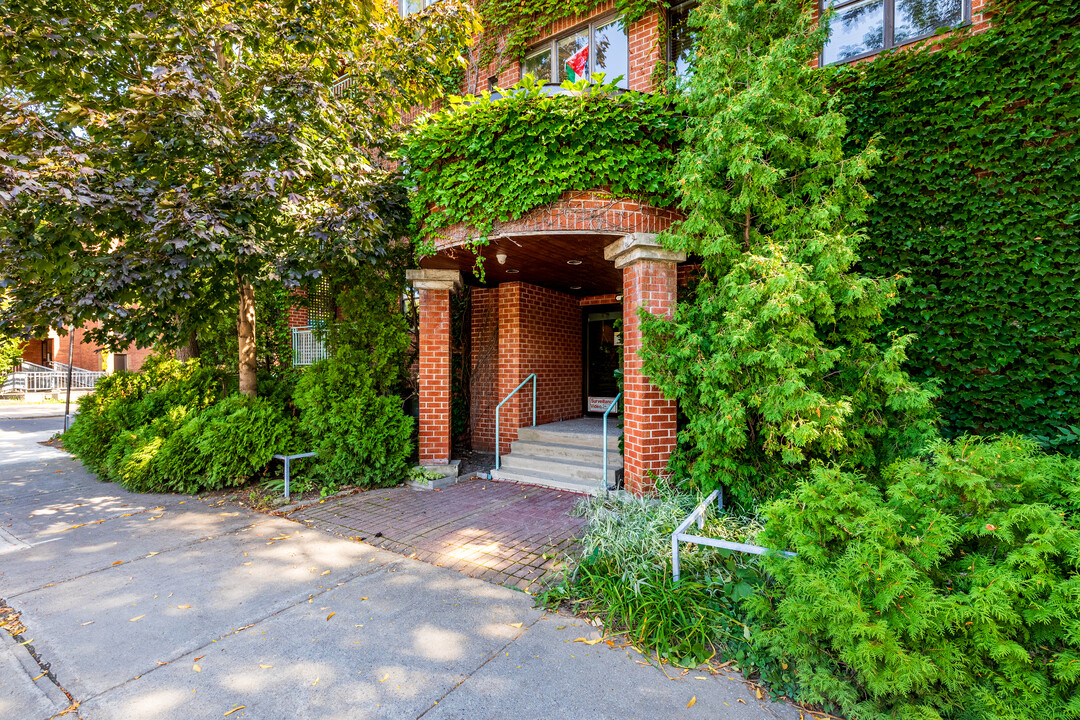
[47,361,107,387]
[1,371,104,393]
[292,326,330,366]
[671,488,796,582]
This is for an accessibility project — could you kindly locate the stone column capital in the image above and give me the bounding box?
[406,268,463,291]
[603,233,686,270]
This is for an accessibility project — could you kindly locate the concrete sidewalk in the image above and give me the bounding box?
[0,403,70,421]
[0,417,800,720]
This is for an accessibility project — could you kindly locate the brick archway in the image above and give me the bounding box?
[430,189,682,251]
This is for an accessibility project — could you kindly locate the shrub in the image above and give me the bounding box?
[65,357,292,494]
[293,348,413,491]
[750,436,1080,719]
[65,355,220,470]
[544,490,771,672]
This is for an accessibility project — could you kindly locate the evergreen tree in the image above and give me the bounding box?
[640,0,938,506]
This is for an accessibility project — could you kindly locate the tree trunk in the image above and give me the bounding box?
[175,331,200,363]
[237,274,258,398]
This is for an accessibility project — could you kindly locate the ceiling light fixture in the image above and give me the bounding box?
[570,286,582,290]
[506,268,520,274]
[566,259,583,265]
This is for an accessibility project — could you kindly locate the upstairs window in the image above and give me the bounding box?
[821,0,968,65]
[668,1,699,81]
[521,17,629,89]
[400,0,438,17]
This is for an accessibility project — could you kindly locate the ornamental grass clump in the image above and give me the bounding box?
[545,488,767,669]
[750,435,1080,719]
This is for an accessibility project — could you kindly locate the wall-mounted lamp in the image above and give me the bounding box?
[495,251,508,265]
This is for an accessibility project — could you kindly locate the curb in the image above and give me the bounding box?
[1,628,71,713]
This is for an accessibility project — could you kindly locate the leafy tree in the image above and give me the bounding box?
[640,0,938,506]
[0,292,22,374]
[0,0,478,395]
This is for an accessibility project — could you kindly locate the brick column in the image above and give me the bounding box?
[605,234,686,496]
[405,269,462,470]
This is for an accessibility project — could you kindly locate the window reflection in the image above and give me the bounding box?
[594,19,629,88]
[823,0,885,64]
[558,31,590,82]
[524,48,552,83]
[895,0,963,43]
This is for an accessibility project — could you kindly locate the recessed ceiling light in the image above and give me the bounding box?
[566,259,583,265]
[570,285,582,290]
[506,268,519,274]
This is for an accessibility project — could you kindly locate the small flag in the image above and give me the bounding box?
[565,44,589,82]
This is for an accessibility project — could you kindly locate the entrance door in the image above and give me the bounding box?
[584,309,621,414]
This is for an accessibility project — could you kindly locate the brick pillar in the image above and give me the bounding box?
[405,269,463,469]
[605,234,686,496]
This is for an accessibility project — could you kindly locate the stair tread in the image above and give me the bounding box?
[490,469,607,495]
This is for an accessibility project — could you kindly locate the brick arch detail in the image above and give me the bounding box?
[432,190,683,252]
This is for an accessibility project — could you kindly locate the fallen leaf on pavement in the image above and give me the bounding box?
[129,615,145,622]
[177,605,191,609]
[687,696,697,708]
[756,689,763,700]
[223,706,245,716]
[320,570,331,576]
[194,655,205,662]
[694,676,708,680]
[572,637,603,645]
[379,674,389,682]
[509,622,523,628]
[259,664,273,669]
[311,677,319,686]
[326,612,336,621]
[193,664,202,673]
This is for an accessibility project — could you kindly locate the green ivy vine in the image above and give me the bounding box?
[401,76,680,255]
[837,0,1080,449]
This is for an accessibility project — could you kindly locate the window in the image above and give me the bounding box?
[668,1,699,81]
[521,17,629,89]
[400,0,437,17]
[820,0,967,65]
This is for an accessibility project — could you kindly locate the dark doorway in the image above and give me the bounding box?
[584,308,621,415]
[113,354,128,372]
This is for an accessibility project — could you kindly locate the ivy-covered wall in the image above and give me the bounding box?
[401,78,679,248]
[840,0,1080,446]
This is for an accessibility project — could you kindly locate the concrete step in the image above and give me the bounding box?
[490,468,607,496]
[499,453,619,484]
[509,439,623,466]
[517,424,621,452]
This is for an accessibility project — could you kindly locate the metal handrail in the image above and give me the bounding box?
[671,489,796,582]
[601,393,621,496]
[495,373,537,470]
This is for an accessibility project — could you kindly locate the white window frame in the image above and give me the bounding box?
[521,15,630,88]
[400,0,438,18]
[819,0,970,66]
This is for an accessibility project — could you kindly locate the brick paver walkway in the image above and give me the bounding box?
[292,478,587,593]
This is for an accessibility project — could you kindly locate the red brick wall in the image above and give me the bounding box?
[471,282,583,454]
[580,293,621,307]
[470,287,500,453]
[417,287,452,465]
[621,259,678,496]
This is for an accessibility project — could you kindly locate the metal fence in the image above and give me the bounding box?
[292,326,330,366]
[1,362,106,395]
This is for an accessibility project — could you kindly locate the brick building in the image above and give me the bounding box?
[301,0,993,496]
[20,323,153,374]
